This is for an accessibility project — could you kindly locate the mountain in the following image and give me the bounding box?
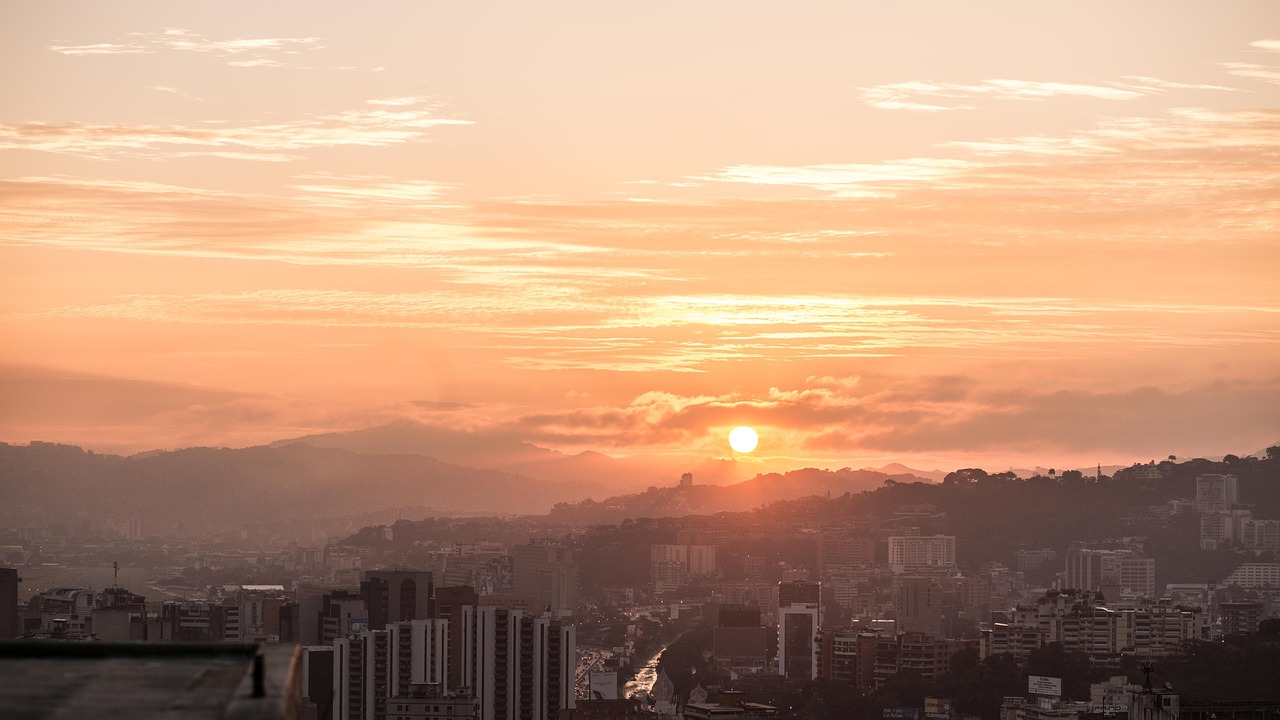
[271,420,559,467]
[866,463,946,482]
[0,441,607,536]
[546,466,910,524]
[271,420,740,494]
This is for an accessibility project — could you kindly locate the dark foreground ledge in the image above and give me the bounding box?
[0,641,302,720]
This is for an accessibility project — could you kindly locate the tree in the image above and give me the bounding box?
[944,468,989,485]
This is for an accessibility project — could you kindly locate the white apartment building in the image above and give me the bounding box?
[887,535,956,574]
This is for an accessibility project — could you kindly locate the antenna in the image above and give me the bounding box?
[113,561,119,589]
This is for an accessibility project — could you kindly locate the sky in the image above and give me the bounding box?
[2,1,1279,474]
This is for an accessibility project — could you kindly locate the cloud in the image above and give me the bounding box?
[1221,62,1280,84]
[503,375,1280,461]
[147,85,207,102]
[0,98,471,161]
[696,158,972,197]
[857,75,1238,112]
[50,27,323,68]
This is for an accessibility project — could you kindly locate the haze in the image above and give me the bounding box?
[2,1,1279,473]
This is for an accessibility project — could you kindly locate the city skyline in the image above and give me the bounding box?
[3,2,1279,473]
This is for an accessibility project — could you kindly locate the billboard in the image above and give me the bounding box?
[1028,676,1062,697]
[925,698,952,720]
[590,671,618,700]
[883,709,920,720]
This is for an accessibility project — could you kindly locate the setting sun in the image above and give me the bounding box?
[728,426,759,454]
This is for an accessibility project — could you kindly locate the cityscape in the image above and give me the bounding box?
[3,2,1280,719]
[3,451,1280,719]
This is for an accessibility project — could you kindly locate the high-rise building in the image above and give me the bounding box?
[459,605,576,720]
[1,568,20,639]
[322,590,370,645]
[895,577,944,639]
[887,536,955,574]
[363,571,435,630]
[777,580,821,681]
[1194,474,1239,513]
[650,544,717,593]
[334,619,453,720]
[301,645,336,720]
[510,542,577,618]
[335,629,389,720]
[1064,547,1156,598]
[713,605,768,672]
[817,534,876,572]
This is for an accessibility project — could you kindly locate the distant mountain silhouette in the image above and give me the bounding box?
[546,466,929,523]
[272,420,744,494]
[272,420,559,466]
[864,462,947,482]
[0,441,606,535]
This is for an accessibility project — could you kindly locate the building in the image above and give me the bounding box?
[1239,518,1280,552]
[0,567,19,639]
[1015,549,1058,574]
[1222,562,1280,588]
[712,605,769,673]
[817,534,876,572]
[777,581,821,681]
[1063,547,1156,599]
[363,571,435,630]
[1220,601,1263,636]
[682,691,777,720]
[301,645,336,720]
[887,536,956,575]
[459,605,576,720]
[1200,509,1253,550]
[895,577,944,639]
[511,542,578,618]
[651,544,717,594]
[983,592,1204,661]
[1194,474,1239,513]
[321,590,370,645]
[389,683,478,720]
[334,629,391,720]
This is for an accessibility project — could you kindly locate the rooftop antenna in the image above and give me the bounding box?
[112,561,119,589]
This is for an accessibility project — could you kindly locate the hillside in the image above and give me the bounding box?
[271,420,735,493]
[544,466,931,524]
[0,441,605,535]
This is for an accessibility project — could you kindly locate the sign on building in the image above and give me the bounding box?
[925,698,952,720]
[590,671,618,700]
[883,709,920,720]
[1028,675,1062,697]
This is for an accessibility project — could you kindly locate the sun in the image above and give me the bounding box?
[728,426,759,454]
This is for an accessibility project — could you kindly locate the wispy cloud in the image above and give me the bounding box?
[696,158,972,197]
[861,75,1242,112]
[506,375,1280,458]
[290,173,455,207]
[50,27,323,68]
[0,98,471,161]
[1221,62,1280,83]
[147,85,207,102]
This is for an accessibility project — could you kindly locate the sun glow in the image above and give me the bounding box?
[728,426,759,454]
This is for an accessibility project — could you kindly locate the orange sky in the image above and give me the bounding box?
[2,2,1279,474]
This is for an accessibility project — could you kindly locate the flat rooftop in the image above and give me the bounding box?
[0,641,300,720]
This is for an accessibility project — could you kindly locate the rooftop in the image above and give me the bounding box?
[0,641,300,720]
